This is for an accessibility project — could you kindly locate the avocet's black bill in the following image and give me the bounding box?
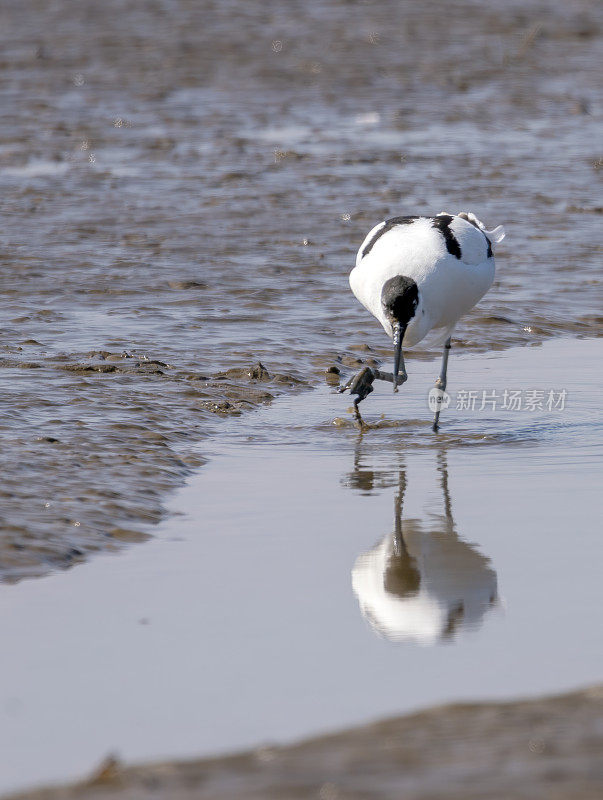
[393,322,404,393]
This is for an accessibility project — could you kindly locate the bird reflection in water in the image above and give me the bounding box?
[350,449,499,645]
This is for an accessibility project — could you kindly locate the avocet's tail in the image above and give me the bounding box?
[485,224,505,245]
[455,211,505,250]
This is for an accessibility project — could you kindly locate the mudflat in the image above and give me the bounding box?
[7,686,603,800]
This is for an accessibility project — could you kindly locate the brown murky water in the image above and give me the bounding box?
[0,0,601,578]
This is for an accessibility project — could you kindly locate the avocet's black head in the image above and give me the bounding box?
[381,276,419,392]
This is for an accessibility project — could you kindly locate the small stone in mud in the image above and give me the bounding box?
[249,361,270,380]
[62,363,118,374]
[325,366,341,386]
[271,373,306,386]
[214,362,271,381]
[143,359,168,368]
[86,753,122,785]
[85,351,110,359]
[198,400,237,414]
[339,355,366,368]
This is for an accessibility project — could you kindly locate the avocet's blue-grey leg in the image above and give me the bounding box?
[432,337,452,432]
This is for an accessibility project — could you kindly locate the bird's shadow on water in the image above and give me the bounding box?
[343,442,500,645]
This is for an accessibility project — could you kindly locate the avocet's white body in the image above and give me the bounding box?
[349,212,505,347]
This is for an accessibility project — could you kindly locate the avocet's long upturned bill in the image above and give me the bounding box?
[340,212,505,429]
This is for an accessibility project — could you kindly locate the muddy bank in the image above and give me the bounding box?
[7,685,603,800]
[0,354,307,582]
[1,0,601,581]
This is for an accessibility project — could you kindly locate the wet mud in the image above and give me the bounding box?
[0,353,305,582]
[1,0,601,580]
[7,685,603,800]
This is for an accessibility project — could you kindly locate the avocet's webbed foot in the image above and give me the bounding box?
[338,366,372,396]
[349,366,376,400]
[339,365,408,426]
[338,366,375,426]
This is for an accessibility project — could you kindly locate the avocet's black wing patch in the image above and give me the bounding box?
[432,215,462,259]
[361,216,419,259]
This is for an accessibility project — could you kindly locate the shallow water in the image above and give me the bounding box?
[0,338,601,796]
[1,0,602,579]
